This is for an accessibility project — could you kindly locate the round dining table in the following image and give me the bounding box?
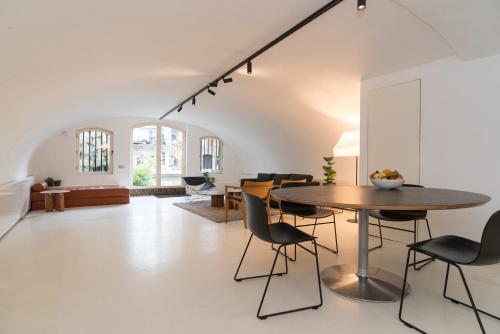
[271,185,490,302]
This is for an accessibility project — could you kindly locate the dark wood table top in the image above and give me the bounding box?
[271,185,490,210]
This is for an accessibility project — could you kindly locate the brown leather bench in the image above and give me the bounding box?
[31,183,130,210]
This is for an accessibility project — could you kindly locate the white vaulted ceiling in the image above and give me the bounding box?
[1,0,500,183]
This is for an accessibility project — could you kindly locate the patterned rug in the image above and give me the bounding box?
[173,200,280,223]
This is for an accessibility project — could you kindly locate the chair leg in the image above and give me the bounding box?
[368,219,383,252]
[455,264,486,334]
[411,219,435,271]
[235,234,288,282]
[399,248,426,333]
[310,215,339,254]
[257,241,322,320]
[443,264,499,332]
[224,199,229,224]
[242,203,248,229]
[425,218,432,239]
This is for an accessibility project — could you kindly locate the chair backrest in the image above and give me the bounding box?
[242,180,274,200]
[279,181,320,211]
[243,193,274,243]
[473,210,500,266]
[281,181,320,188]
[280,179,306,186]
[380,184,427,218]
[182,176,207,186]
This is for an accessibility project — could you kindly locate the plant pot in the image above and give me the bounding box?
[54,180,62,187]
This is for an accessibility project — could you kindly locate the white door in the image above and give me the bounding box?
[367,80,421,184]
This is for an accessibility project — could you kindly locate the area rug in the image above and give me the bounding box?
[173,200,280,223]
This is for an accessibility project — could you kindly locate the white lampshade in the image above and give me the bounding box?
[333,130,360,157]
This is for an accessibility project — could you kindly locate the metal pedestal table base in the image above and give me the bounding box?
[321,264,410,302]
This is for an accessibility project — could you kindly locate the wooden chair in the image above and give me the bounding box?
[225,180,274,228]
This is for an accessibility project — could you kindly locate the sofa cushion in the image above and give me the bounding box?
[280,179,307,186]
[289,174,314,182]
[256,173,275,182]
[31,182,48,192]
[273,174,291,185]
[30,185,130,210]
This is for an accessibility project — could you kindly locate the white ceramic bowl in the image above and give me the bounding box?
[370,178,404,190]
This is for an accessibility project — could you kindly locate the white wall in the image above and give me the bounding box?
[361,54,500,310]
[0,177,33,238]
[361,54,500,239]
[29,117,243,187]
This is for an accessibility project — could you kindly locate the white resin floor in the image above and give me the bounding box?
[0,196,499,334]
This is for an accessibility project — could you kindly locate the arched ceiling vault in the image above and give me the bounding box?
[1,0,500,183]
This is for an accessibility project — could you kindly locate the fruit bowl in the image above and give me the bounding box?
[370,178,404,190]
[369,169,404,190]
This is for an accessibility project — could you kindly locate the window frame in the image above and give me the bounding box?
[76,128,114,175]
[131,122,186,187]
[200,136,223,173]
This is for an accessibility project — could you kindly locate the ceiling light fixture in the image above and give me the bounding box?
[209,81,218,87]
[192,97,196,105]
[160,0,353,120]
[357,0,366,11]
[223,77,233,83]
[177,105,183,112]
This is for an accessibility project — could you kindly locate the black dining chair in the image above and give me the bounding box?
[274,181,338,261]
[369,184,434,270]
[234,193,323,320]
[399,210,500,333]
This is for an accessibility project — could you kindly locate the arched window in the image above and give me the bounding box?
[76,128,113,173]
[200,137,223,173]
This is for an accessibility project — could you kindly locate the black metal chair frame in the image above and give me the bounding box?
[274,209,338,262]
[272,182,339,261]
[399,209,500,333]
[399,249,500,333]
[367,184,434,270]
[369,217,434,270]
[234,193,323,320]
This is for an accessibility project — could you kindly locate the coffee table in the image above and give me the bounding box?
[199,188,240,208]
[272,185,490,302]
[40,189,70,212]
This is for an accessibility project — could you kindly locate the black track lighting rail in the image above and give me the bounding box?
[160,0,345,119]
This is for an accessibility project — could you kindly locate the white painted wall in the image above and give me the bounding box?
[0,177,33,238]
[361,54,500,310]
[29,118,243,187]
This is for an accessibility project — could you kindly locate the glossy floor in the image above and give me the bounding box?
[0,197,498,334]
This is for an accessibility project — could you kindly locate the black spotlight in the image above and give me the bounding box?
[223,77,233,83]
[192,97,196,105]
[208,88,216,96]
[357,0,366,11]
[177,105,183,112]
[247,61,252,74]
[209,81,218,87]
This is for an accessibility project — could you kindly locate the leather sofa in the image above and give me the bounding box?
[30,183,130,210]
[240,173,314,187]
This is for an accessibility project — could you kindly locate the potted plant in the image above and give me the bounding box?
[54,180,62,187]
[322,156,336,185]
[202,171,215,183]
[45,177,56,187]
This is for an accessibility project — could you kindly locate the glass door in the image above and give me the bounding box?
[132,125,157,186]
[160,126,184,186]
